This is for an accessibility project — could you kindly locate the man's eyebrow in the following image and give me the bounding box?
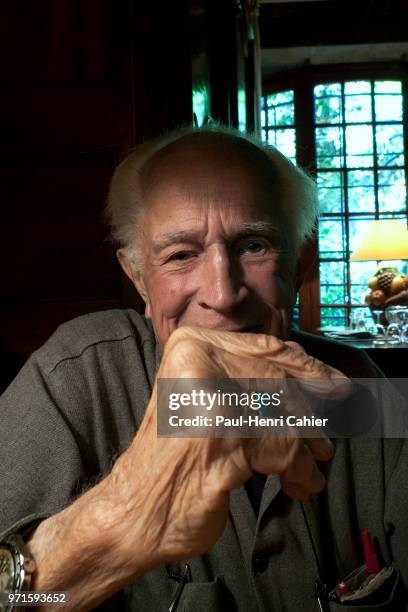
[238,221,280,235]
[152,231,202,253]
[239,222,288,250]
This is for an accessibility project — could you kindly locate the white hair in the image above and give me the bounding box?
[105,123,318,269]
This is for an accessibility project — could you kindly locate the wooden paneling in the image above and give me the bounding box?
[0,0,129,83]
[1,154,118,299]
[0,0,181,386]
[0,88,129,153]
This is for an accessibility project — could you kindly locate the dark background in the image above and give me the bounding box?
[0,0,261,391]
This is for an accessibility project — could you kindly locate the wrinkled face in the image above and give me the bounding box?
[129,144,297,346]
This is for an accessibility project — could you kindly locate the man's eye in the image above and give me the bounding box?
[168,251,194,262]
[236,240,267,255]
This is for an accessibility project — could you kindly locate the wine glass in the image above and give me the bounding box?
[386,306,408,346]
[385,311,400,345]
[371,309,387,346]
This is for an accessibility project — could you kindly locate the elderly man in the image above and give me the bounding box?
[0,126,407,611]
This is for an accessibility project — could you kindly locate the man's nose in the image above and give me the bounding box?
[197,247,248,312]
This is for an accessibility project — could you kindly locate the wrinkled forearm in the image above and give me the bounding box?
[25,469,155,611]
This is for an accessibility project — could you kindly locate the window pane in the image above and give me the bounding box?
[314,83,341,97]
[267,91,294,106]
[320,307,347,328]
[346,125,373,167]
[319,218,346,259]
[320,284,346,304]
[378,184,407,213]
[375,124,404,167]
[378,152,405,167]
[378,169,405,186]
[374,94,403,122]
[192,87,209,128]
[316,127,343,168]
[271,128,296,159]
[320,260,346,285]
[344,81,371,94]
[267,109,276,126]
[274,103,295,126]
[261,90,295,140]
[348,185,375,213]
[348,217,375,253]
[374,81,402,94]
[267,105,295,128]
[317,171,344,213]
[267,130,277,146]
[350,261,374,285]
[348,169,374,187]
[348,170,375,212]
[350,284,368,304]
[315,95,342,124]
[345,94,372,123]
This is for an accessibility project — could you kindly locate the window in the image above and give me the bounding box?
[261,90,296,163]
[261,74,408,330]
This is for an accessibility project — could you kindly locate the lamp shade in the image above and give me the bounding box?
[350,220,408,261]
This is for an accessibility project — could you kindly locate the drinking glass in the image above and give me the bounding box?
[385,306,408,346]
[371,309,387,347]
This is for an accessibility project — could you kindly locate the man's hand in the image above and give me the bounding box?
[105,327,351,565]
[27,327,351,611]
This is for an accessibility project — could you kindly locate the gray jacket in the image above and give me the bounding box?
[0,310,407,611]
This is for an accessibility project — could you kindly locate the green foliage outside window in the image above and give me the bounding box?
[261,81,408,329]
[316,80,407,327]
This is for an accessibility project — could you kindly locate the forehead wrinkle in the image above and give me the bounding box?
[148,179,256,209]
[142,151,275,209]
[146,185,280,229]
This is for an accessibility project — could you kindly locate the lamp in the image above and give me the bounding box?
[350,220,408,308]
[350,220,408,261]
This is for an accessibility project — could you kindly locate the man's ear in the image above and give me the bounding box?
[293,239,318,293]
[116,249,150,314]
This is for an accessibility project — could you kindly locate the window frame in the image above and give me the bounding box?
[262,61,408,332]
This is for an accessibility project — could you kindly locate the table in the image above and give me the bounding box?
[321,335,408,379]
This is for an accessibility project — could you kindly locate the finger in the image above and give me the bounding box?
[167,325,285,358]
[247,437,318,485]
[281,452,327,499]
[280,480,310,501]
[281,464,326,500]
[282,441,317,485]
[304,437,334,462]
[170,327,352,396]
[284,340,307,353]
[282,342,352,399]
[181,328,344,386]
